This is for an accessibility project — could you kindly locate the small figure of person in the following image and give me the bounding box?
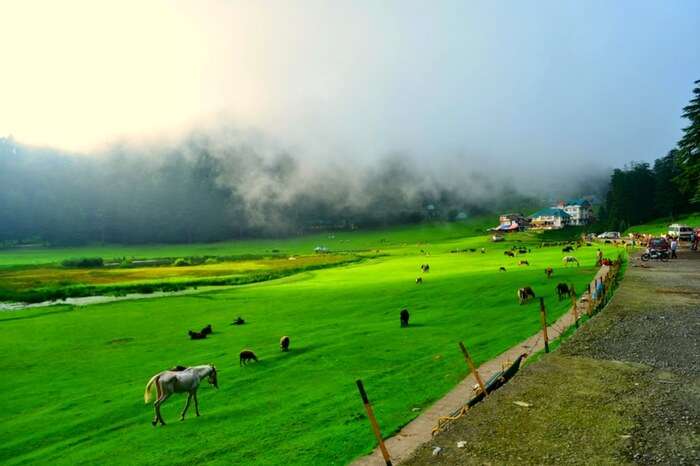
[670,238,678,259]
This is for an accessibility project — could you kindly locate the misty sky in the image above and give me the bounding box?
[1,0,698,168]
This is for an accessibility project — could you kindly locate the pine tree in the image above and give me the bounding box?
[675,79,700,203]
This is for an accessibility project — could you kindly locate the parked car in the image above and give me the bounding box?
[668,223,693,241]
[597,231,621,239]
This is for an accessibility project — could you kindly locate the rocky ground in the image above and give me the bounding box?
[404,248,699,465]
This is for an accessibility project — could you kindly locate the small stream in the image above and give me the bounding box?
[0,286,225,311]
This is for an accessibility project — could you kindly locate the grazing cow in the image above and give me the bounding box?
[562,256,580,267]
[517,287,536,305]
[280,336,290,352]
[400,308,410,327]
[201,324,212,335]
[544,267,553,278]
[556,283,571,300]
[518,260,529,266]
[421,264,430,273]
[504,251,515,257]
[231,317,245,325]
[239,350,259,366]
[499,267,507,272]
[188,330,207,340]
[415,277,423,284]
[562,246,573,253]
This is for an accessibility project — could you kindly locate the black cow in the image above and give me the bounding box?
[400,308,410,327]
[556,283,571,300]
[517,287,536,304]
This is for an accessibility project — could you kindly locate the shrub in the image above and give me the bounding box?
[173,258,190,267]
[61,257,104,268]
[204,258,218,264]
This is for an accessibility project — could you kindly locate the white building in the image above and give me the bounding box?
[556,199,593,226]
[529,207,571,230]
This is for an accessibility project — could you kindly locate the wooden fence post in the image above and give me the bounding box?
[459,341,487,396]
[570,284,579,328]
[356,380,392,466]
[539,297,550,353]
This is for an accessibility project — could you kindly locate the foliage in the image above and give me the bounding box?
[675,79,700,203]
[598,79,699,230]
[60,257,104,268]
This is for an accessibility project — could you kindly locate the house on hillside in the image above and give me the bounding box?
[491,213,529,232]
[529,207,571,230]
[556,199,593,226]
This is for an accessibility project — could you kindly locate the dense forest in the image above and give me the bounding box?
[598,79,699,231]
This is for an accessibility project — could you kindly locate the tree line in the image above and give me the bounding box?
[598,79,699,231]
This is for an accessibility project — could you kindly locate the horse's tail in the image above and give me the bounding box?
[144,374,160,404]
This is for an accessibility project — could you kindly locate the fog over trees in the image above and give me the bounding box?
[0,128,607,245]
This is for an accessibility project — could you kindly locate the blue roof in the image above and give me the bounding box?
[531,207,570,218]
[565,198,591,207]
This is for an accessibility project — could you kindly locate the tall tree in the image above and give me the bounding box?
[675,79,700,203]
[653,149,688,218]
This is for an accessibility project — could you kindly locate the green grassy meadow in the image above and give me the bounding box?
[0,221,621,465]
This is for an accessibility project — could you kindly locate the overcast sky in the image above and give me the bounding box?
[0,0,698,168]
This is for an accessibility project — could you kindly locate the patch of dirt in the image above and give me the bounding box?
[106,337,134,345]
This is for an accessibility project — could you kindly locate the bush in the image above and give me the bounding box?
[173,258,190,267]
[204,258,218,264]
[61,257,104,268]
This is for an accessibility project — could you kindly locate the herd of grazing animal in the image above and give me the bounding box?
[147,238,601,425]
[146,317,292,425]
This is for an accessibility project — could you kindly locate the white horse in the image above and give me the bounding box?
[144,364,218,426]
[562,256,580,267]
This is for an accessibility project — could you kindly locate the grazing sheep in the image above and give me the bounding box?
[416,277,423,284]
[518,260,529,266]
[499,266,507,272]
[201,324,213,335]
[188,330,207,340]
[517,287,536,305]
[556,283,572,300]
[400,308,410,327]
[280,336,290,352]
[239,350,259,366]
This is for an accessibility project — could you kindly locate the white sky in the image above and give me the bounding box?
[0,0,698,167]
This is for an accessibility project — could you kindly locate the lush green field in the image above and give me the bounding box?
[625,212,700,235]
[0,222,621,465]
